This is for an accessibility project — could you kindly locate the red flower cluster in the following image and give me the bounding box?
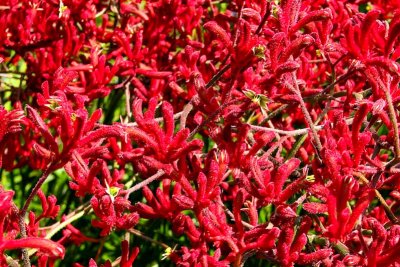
[0,0,400,266]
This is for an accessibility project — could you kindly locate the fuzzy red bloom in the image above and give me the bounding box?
[2,0,400,266]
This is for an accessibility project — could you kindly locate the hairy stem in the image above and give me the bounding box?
[19,164,53,267]
[365,68,400,159]
[383,88,400,158]
[205,63,231,89]
[255,2,271,35]
[288,73,323,152]
[128,228,170,250]
[125,170,165,198]
[250,117,354,136]
[353,172,399,224]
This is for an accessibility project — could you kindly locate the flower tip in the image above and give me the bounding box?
[303,35,315,45]
[0,190,14,215]
[54,245,66,259]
